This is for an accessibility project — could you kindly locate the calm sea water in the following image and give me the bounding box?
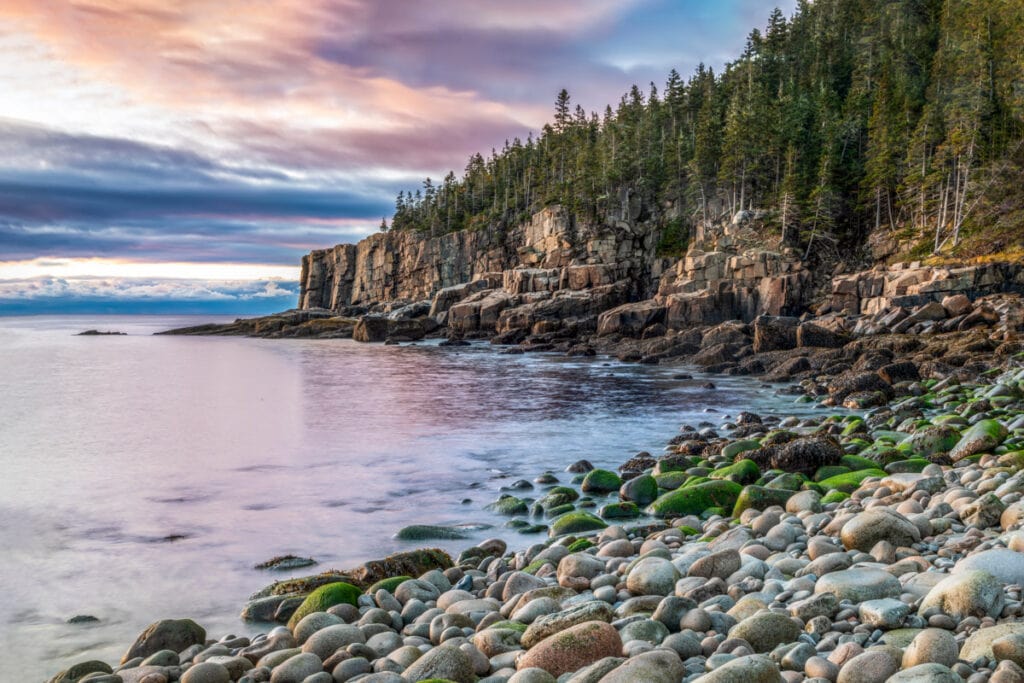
[0,315,807,680]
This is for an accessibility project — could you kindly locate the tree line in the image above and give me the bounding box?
[388,0,1024,258]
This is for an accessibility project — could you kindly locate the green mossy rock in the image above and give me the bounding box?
[903,425,960,463]
[567,538,595,552]
[821,490,850,505]
[884,458,931,474]
[682,475,711,489]
[366,575,412,594]
[653,458,690,474]
[764,472,805,490]
[619,474,659,504]
[522,559,549,574]
[545,503,576,518]
[645,480,743,518]
[722,439,761,459]
[287,581,361,629]
[950,419,1009,462]
[841,419,867,436]
[841,454,879,471]
[997,451,1024,470]
[394,525,471,541]
[599,502,640,519]
[710,458,761,485]
[732,485,794,516]
[817,468,887,493]
[653,471,689,491]
[548,511,608,537]
[581,468,622,493]
[487,495,529,516]
[814,465,851,481]
[538,487,579,509]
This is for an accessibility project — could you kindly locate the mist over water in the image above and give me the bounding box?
[0,315,807,680]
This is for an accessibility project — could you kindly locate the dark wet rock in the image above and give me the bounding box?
[254,555,317,571]
[745,436,843,477]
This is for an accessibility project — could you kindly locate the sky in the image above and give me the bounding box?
[0,0,795,314]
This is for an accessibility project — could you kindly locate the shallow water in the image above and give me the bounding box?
[0,315,811,680]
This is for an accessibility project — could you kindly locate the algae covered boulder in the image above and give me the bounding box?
[950,419,1009,462]
[732,485,794,516]
[366,575,412,595]
[549,511,607,536]
[619,474,658,505]
[902,425,960,464]
[287,581,361,629]
[394,524,470,541]
[817,468,886,493]
[599,502,640,519]
[581,469,623,493]
[487,494,530,515]
[646,480,743,518]
[710,458,760,485]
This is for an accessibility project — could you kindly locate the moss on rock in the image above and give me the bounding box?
[817,468,887,493]
[710,458,761,485]
[732,485,795,516]
[549,511,608,536]
[581,468,623,493]
[645,480,743,518]
[287,581,361,629]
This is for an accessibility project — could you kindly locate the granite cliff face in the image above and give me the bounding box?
[295,205,1023,345]
[299,206,672,311]
[297,206,815,340]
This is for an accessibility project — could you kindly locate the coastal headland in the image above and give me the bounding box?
[56,205,1024,681]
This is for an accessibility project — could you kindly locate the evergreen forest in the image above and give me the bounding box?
[389,0,1024,260]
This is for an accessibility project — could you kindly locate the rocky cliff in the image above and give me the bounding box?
[297,206,818,341]
[300,207,664,310]
[292,205,1024,347]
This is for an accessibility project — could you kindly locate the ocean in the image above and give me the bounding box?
[0,315,805,680]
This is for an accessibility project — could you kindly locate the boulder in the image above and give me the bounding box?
[840,508,921,551]
[950,419,1009,462]
[402,644,475,683]
[286,582,361,629]
[122,619,206,664]
[919,570,1004,620]
[352,316,388,342]
[521,601,614,648]
[753,315,799,353]
[625,557,681,596]
[595,649,684,682]
[797,322,849,348]
[691,654,783,682]
[728,611,802,652]
[955,549,1024,585]
[815,568,902,602]
[646,480,743,518]
[517,621,623,678]
[597,301,666,337]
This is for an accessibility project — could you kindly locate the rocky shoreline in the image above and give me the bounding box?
[50,313,1024,683]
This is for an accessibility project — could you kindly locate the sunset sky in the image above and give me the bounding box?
[0,0,794,313]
